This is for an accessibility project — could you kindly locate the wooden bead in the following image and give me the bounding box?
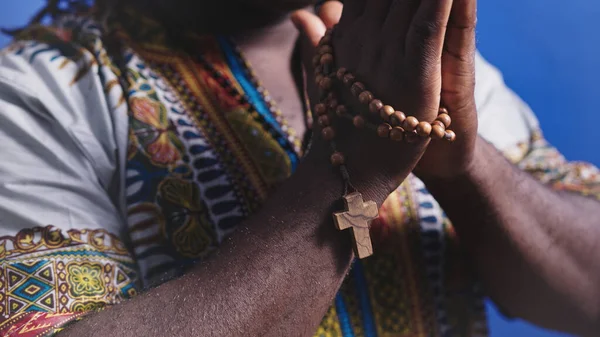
[439,107,449,115]
[402,116,419,132]
[436,113,451,128]
[328,99,338,110]
[324,28,334,37]
[358,91,374,105]
[379,105,395,121]
[405,131,419,143]
[444,130,457,142]
[318,115,331,127]
[336,105,347,116]
[312,55,321,67]
[314,65,323,76]
[314,74,324,86]
[431,125,445,140]
[319,77,333,91]
[343,73,356,86]
[353,115,366,129]
[319,35,332,46]
[350,82,366,97]
[330,152,345,166]
[377,123,392,138]
[336,67,348,80]
[432,120,445,129]
[390,127,405,141]
[322,127,335,141]
[314,103,327,116]
[369,99,383,114]
[319,45,333,55]
[416,122,432,137]
[390,111,406,126]
[320,53,334,66]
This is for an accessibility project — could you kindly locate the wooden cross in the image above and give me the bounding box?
[333,192,379,259]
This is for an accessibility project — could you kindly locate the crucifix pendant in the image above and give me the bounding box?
[333,192,379,259]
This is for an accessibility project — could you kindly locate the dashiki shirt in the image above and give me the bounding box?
[0,11,599,337]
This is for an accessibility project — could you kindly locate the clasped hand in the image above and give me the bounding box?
[293,0,479,199]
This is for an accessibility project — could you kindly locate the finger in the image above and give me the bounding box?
[339,0,366,27]
[441,0,477,129]
[404,0,454,116]
[406,0,453,65]
[291,11,324,123]
[442,0,477,93]
[318,0,344,28]
[363,0,395,25]
[381,0,420,57]
[444,0,476,67]
[291,9,327,47]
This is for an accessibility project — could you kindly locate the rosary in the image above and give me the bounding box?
[314,27,456,259]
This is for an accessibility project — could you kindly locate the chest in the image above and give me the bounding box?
[116,34,484,336]
[123,36,307,285]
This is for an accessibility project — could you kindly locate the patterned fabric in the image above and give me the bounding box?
[0,10,598,337]
[0,15,138,337]
[0,226,138,336]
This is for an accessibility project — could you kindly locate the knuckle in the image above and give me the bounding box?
[444,45,476,65]
[411,19,445,40]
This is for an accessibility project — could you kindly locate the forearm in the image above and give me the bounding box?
[423,137,600,335]
[62,157,364,337]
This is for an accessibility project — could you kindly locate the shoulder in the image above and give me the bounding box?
[473,52,539,155]
[0,15,121,103]
[0,15,128,200]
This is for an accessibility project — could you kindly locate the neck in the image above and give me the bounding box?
[231,14,308,146]
[231,14,299,56]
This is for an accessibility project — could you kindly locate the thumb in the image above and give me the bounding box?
[291,9,327,48]
[441,0,478,140]
[318,1,344,28]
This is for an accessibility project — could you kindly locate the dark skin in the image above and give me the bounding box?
[62,0,600,336]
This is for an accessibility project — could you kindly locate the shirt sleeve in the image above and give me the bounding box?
[474,52,600,199]
[0,24,138,337]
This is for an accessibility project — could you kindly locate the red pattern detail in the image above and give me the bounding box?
[0,311,86,337]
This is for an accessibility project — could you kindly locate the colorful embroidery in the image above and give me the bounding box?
[67,263,106,297]
[158,178,217,258]
[0,312,87,337]
[122,50,239,285]
[8,18,103,85]
[0,226,139,332]
[129,91,184,167]
[516,131,600,199]
[0,226,129,259]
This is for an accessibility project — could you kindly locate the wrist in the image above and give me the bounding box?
[302,139,394,207]
[421,137,492,191]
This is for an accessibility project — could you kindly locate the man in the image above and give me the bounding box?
[0,0,598,336]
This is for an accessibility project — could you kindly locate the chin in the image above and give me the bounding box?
[144,0,317,13]
[250,0,318,11]
[142,0,318,33]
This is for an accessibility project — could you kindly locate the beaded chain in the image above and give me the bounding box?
[314,28,456,169]
[314,27,456,259]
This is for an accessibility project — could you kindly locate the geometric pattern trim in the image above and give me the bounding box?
[0,226,139,336]
[0,226,130,260]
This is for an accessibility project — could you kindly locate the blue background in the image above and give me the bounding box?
[1,1,597,336]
